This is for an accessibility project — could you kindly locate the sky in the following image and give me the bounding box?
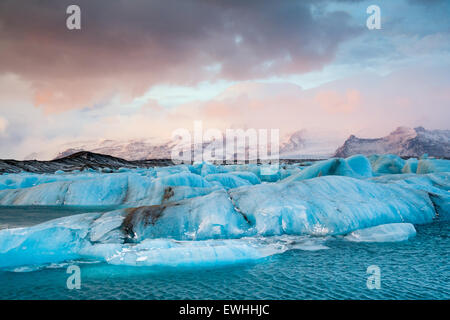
[0,0,449,159]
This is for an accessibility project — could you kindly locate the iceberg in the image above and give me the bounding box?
[369,154,405,175]
[0,212,100,268]
[0,171,95,191]
[371,172,450,220]
[416,159,450,174]
[283,155,372,183]
[344,223,416,242]
[230,175,435,236]
[402,158,418,174]
[81,235,329,268]
[225,163,285,182]
[80,238,283,268]
[346,154,373,177]
[0,211,326,269]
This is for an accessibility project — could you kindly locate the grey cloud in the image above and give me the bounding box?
[0,0,361,110]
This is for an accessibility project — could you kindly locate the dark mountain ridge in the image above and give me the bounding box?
[0,151,173,174]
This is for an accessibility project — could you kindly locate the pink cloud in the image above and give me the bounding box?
[314,89,361,114]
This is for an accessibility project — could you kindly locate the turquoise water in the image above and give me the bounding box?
[0,208,448,300]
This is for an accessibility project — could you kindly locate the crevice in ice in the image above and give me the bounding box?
[122,177,131,204]
[428,193,442,219]
[59,181,71,206]
[227,191,251,225]
[326,158,342,175]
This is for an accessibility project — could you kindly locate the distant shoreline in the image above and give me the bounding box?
[0,151,324,174]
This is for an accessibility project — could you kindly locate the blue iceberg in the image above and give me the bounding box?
[369,154,405,175]
[417,159,450,174]
[283,155,372,183]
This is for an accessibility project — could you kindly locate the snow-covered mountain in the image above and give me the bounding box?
[28,126,449,161]
[334,127,450,158]
[26,130,337,161]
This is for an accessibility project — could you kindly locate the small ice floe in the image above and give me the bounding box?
[344,223,416,243]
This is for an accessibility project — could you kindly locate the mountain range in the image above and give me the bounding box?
[22,126,450,162]
[31,131,336,161]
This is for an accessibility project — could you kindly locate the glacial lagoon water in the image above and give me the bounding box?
[0,207,448,300]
